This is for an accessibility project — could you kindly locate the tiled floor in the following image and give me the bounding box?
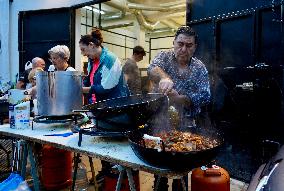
[80,156,248,191]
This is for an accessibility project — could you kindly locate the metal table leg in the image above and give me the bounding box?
[181,178,186,191]
[153,175,187,191]
[71,153,80,191]
[20,141,27,178]
[115,165,136,191]
[19,141,40,191]
[27,142,40,191]
[88,156,99,191]
[126,168,136,191]
[115,166,125,191]
[154,176,161,191]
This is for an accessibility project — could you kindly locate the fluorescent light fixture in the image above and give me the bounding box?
[84,6,105,14]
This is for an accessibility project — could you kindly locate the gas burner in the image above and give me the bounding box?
[32,113,87,130]
[77,125,130,147]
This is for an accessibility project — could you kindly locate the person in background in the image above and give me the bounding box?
[148,26,211,191]
[79,27,129,189]
[48,45,75,71]
[16,57,45,89]
[26,67,44,100]
[122,45,146,95]
[79,27,129,103]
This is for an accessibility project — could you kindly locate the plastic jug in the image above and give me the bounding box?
[8,89,29,128]
[14,101,30,129]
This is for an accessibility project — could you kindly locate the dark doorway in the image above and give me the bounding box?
[18,8,75,72]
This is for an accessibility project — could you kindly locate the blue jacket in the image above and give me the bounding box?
[83,47,129,102]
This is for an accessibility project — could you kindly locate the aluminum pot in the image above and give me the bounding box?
[36,71,82,116]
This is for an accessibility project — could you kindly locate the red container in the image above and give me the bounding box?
[103,170,140,191]
[40,145,73,190]
[191,165,230,191]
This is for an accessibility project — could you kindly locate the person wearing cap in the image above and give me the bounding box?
[16,57,46,89]
[148,25,211,191]
[122,45,146,95]
[48,45,75,71]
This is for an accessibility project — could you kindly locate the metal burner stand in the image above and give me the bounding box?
[32,113,85,130]
[78,127,128,147]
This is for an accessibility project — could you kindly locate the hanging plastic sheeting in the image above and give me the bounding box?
[0,140,31,191]
[0,173,30,191]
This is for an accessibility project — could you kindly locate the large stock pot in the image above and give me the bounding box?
[36,71,82,116]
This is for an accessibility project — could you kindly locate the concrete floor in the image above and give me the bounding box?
[77,155,249,191]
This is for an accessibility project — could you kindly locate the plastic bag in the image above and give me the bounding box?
[0,172,31,191]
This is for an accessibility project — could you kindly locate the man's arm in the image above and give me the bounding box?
[148,66,174,95]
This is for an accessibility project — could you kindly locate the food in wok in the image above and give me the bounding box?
[143,130,220,152]
[128,125,223,169]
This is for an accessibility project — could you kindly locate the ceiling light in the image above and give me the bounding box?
[84,6,105,14]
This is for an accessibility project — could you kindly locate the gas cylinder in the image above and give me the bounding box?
[191,165,230,191]
[103,168,140,191]
[40,145,73,190]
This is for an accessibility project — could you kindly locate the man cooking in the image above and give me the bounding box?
[148,25,211,191]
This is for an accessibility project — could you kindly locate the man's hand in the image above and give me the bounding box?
[168,89,191,108]
[159,78,174,95]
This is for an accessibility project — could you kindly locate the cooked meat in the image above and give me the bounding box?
[142,130,219,152]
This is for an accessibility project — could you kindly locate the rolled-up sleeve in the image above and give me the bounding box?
[148,51,170,74]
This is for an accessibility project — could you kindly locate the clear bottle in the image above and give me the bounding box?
[73,157,89,191]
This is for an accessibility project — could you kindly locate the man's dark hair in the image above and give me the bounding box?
[133,46,146,56]
[175,25,198,43]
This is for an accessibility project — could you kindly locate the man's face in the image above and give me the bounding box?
[34,59,45,70]
[173,34,196,63]
[134,53,145,62]
[37,61,45,69]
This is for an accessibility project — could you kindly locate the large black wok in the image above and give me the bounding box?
[80,93,167,131]
[128,125,223,170]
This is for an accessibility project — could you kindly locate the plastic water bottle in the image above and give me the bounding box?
[73,158,89,191]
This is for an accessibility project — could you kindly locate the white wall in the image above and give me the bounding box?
[0,0,10,82]
[0,0,95,82]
